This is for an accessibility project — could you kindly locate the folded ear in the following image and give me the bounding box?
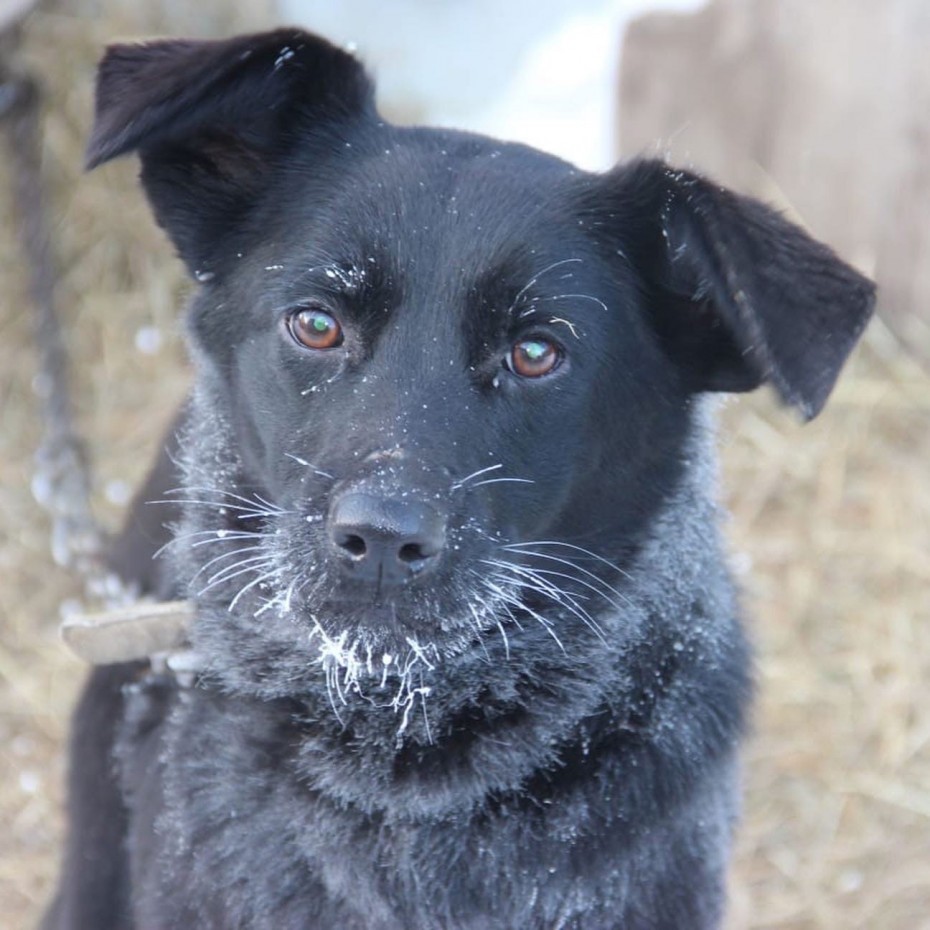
[86,29,375,278]
[592,160,875,419]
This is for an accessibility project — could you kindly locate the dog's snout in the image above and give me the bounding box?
[328,491,446,585]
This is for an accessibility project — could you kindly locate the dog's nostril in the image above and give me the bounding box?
[341,534,367,558]
[398,542,428,564]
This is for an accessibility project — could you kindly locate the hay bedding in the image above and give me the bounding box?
[0,4,927,928]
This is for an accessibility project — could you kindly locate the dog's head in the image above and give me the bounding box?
[89,30,873,724]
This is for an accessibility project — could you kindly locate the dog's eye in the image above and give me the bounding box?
[287,306,344,350]
[507,337,561,378]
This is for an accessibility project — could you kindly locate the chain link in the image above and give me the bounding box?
[1,64,135,609]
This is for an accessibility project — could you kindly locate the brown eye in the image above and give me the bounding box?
[287,307,343,350]
[507,337,561,378]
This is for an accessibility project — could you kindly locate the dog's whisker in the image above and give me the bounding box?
[160,527,263,547]
[174,484,287,512]
[451,463,502,491]
[508,257,583,316]
[519,578,607,643]
[251,491,285,513]
[526,292,609,315]
[282,575,301,614]
[202,553,274,586]
[153,528,258,560]
[199,556,274,592]
[150,497,285,519]
[467,592,511,660]
[190,531,265,550]
[464,603,494,663]
[469,576,528,635]
[482,563,583,633]
[228,567,279,611]
[481,559,569,603]
[492,556,625,616]
[285,452,335,481]
[483,578,567,654]
[189,544,268,583]
[484,575,567,655]
[503,540,634,582]
[508,554,634,620]
[492,616,511,659]
[162,484,289,515]
[468,477,535,489]
[523,564,620,607]
[482,560,608,642]
[501,550,634,614]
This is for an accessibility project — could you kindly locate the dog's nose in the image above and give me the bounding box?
[328,492,446,585]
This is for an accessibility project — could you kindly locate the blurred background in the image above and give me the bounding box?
[0,1,927,927]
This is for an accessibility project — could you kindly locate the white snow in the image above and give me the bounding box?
[134,325,163,355]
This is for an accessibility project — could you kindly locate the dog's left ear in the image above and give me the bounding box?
[589,159,875,419]
[86,29,375,277]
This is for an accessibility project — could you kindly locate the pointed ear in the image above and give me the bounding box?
[591,160,875,419]
[86,29,375,278]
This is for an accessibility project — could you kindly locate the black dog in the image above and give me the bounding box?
[45,28,874,930]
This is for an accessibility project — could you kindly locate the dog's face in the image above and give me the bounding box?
[186,133,697,654]
[88,30,873,715]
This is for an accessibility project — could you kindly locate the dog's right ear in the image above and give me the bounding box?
[86,29,375,278]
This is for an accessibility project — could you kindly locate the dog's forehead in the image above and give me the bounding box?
[263,126,588,288]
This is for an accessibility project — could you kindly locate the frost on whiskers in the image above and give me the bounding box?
[246,551,440,740]
[307,617,437,738]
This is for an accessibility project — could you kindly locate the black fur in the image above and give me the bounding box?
[46,28,874,930]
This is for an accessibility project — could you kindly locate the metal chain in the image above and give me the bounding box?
[1,63,133,609]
